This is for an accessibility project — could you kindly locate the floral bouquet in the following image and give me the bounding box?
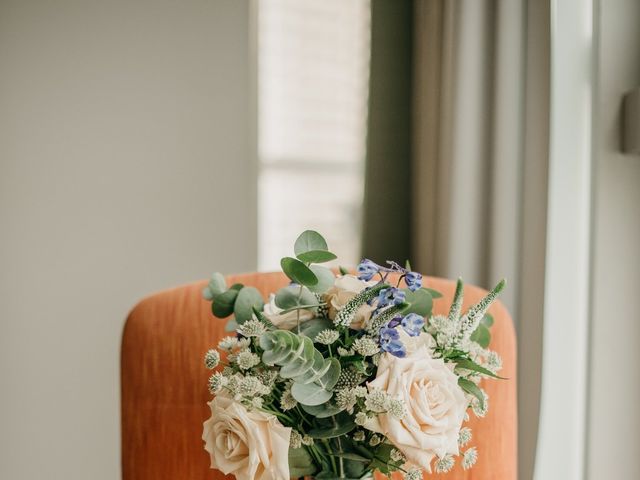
[201,231,505,480]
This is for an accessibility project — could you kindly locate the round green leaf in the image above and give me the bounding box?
[482,313,495,327]
[274,286,318,310]
[401,288,433,317]
[471,323,491,348]
[307,265,335,293]
[308,416,356,438]
[300,402,344,418]
[297,317,334,341]
[281,257,318,286]
[296,249,337,264]
[233,287,264,324]
[294,230,329,256]
[289,447,317,478]
[208,272,227,296]
[212,288,239,318]
[291,382,333,406]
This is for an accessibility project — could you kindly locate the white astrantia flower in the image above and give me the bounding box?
[237,319,266,338]
[337,346,354,357]
[353,336,380,356]
[236,338,251,350]
[280,386,297,411]
[208,372,227,394]
[217,336,238,352]
[364,389,389,413]
[238,376,264,396]
[204,349,220,369]
[236,351,260,370]
[458,427,472,447]
[290,430,303,449]
[435,455,455,473]
[405,468,423,480]
[462,447,478,470]
[354,386,368,398]
[471,391,489,418]
[390,448,405,463]
[315,329,340,345]
[335,389,358,412]
[387,398,407,420]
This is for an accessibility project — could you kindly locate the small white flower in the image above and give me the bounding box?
[316,329,340,345]
[335,389,358,412]
[405,468,423,480]
[486,350,503,372]
[218,336,238,352]
[354,412,371,426]
[290,430,302,449]
[301,435,314,446]
[371,353,382,366]
[207,372,226,393]
[435,454,455,473]
[204,349,220,369]
[280,387,297,411]
[353,430,365,442]
[353,336,380,356]
[354,386,367,398]
[458,427,472,447]
[337,346,354,357]
[236,338,252,350]
[462,447,478,470]
[390,448,405,463]
[238,376,264,396]
[251,397,264,409]
[237,319,266,338]
[364,389,388,413]
[236,351,260,370]
[368,434,381,446]
[471,391,489,418]
[387,398,407,420]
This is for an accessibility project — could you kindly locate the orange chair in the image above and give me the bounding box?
[121,273,517,479]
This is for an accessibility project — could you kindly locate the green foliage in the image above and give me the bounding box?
[424,287,443,299]
[307,265,335,293]
[281,257,319,287]
[470,323,491,348]
[401,287,433,317]
[308,413,356,439]
[259,330,341,406]
[338,265,350,275]
[297,250,338,263]
[294,230,329,256]
[252,306,276,330]
[449,278,464,321]
[211,287,240,318]
[274,286,318,311]
[297,317,334,341]
[300,401,344,418]
[465,279,506,325]
[233,287,264,324]
[454,357,504,379]
[202,272,226,300]
[289,447,317,478]
[458,377,485,410]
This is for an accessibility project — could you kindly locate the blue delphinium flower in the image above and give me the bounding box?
[404,271,423,292]
[379,327,406,357]
[400,313,425,337]
[377,287,406,308]
[357,259,380,281]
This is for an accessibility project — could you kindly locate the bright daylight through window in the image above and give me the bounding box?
[257,0,371,270]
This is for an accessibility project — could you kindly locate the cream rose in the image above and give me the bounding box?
[366,347,468,472]
[262,293,314,329]
[324,275,377,329]
[202,394,291,480]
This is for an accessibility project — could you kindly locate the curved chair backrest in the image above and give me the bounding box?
[121,273,516,479]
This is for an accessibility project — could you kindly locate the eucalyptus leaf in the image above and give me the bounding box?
[401,287,433,317]
[308,417,356,439]
[274,286,317,311]
[233,287,264,324]
[330,453,370,463]
[307,265,335,293]
[424,287,443,299]
[482,313,495,327]
[208,272,227,296]
[212,288,239,318]
[281,257,319,286]
[289,447,317,478]
[300,401,344,418]
[294,230,329,255]
[290,382,333,406]
[296,249,338,264]
[224,318,238,332]
[470,323,491,348]
[297,317,334,341]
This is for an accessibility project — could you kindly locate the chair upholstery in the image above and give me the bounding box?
[121,273,517,479]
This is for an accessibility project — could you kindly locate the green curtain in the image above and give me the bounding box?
[361,0,414,265]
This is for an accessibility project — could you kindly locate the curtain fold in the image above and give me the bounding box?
[364,1,551,478]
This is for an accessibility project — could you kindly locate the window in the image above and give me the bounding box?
[257,0,371,270]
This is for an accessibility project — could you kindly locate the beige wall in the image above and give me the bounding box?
[587,0,640,477]
[0,1,255,479]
